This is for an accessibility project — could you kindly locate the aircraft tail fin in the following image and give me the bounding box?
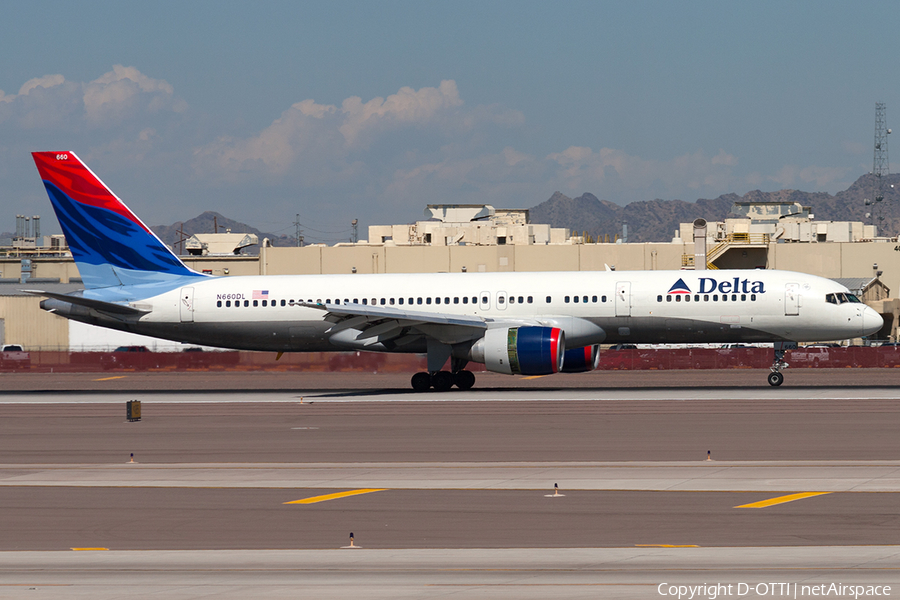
[32,152,206,289]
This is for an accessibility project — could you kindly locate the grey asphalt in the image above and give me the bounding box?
[2,548,899,600]
[3,370,900,599]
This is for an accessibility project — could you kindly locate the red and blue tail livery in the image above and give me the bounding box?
[32,152,205,289]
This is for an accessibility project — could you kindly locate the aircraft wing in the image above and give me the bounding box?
[299,301,535,347]
[301,302,489,329]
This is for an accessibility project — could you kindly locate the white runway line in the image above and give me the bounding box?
[3,386,900,403]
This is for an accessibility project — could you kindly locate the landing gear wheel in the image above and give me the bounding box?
[431,371,454,392]
[454,370,475,390]
[767,371,784,387]
[411,372,432,391]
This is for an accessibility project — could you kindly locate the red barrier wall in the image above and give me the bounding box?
[4,347,900,374]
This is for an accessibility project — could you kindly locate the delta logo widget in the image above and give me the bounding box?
[667,277,767,295]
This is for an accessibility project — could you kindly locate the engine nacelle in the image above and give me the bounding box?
[561,345,600,373]
[470,326,565,375]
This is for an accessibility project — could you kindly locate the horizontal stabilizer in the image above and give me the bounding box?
[23,290,149,316]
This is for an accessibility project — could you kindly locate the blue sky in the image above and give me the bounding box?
[1,1,898,242]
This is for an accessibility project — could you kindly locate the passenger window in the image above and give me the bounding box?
[463,297,468,304]
[353,298,358,304]
[398,298,403,305]
[445,297,450,304]
[454,297,459,304]
[499,296,505,304]
[363,299,368,305]
[602,295,607,302]
[583,296,588,303]
[217,300,222,308]
[741,294,746,301]
[482,296,488,304]
[519,296,524,303]
[253,300,258,307]
[527,296,533,303]
[509,297,515,304]
[722,295,727,302]
[666,296,672,302]
[565,296,570,303]
[685,296,690,302]
[676,295,681,302]
[281,299,286,306]
[573,296,578,303]
[435,297,441,304]
[732,294,737,301]
[751,294,756,301]
[426,298,432,305]
[546,296,552,303]
[409,298,413,305]
[225,300,231,307]
[657,295,663,302]
[262,300,268,307]
[695,295,700,302]
[380,298,386,305]
[592,296,598,303]
[704,295,709,301]
[244,300,249,307]
[472,297,478,304]
[390,298,395,305]
[713,295,718,301]
[417,298,422,305]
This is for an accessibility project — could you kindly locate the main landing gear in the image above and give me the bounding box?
[410,370,475,392]
[767,343,794,386]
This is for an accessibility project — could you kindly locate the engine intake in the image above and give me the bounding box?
[471,326,565,375]
[561,345,600,373]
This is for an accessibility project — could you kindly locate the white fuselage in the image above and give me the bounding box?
[74,269,882,354]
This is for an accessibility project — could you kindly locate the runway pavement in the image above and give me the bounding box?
[2,369,899,598]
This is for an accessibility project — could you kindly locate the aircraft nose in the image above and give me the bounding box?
[863,306,884,336]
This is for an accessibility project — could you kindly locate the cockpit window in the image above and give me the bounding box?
[826,291,862,305]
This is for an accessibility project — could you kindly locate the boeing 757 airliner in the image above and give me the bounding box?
[30,151,882,390]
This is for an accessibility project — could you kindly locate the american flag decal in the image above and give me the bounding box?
[252,290,269,299]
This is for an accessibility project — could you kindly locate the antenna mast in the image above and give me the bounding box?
[873,102,891,231]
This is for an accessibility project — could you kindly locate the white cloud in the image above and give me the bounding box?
[17,74,66,97]
[338,80,463,146]
[767,165,850,189]
[83,65,186,125]
[0,66,186,131]
[193,80,513,183]
[545,146,739,199]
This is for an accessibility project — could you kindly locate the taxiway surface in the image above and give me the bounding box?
[2,369,899,598]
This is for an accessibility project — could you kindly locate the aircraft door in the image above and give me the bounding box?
[180,287,194,323]
[784,283,800,316]
[615,282,631,317]
[480,291,491,311]
[496,291,507,311]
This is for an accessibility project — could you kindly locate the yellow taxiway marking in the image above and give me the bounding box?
[635,544,699,548]
[284,489,387,505]
[735,492,831,508]
[522,375,546,380]
[93,376,126,381]
[71,548,108,551]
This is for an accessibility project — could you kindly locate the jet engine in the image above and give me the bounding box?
[561,345,600,373]
[470,326,565,375]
